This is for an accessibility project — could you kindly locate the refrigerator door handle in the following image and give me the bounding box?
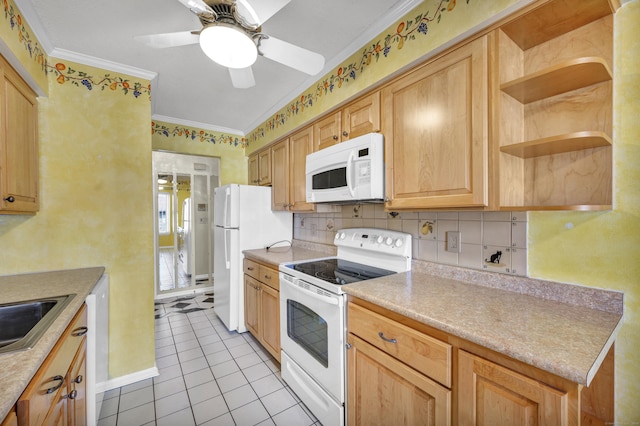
[224,228,231,269]
[223,186,231,228]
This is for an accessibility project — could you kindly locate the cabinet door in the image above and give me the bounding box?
[260,283,280,362]
[0,56,39,213]
[342,91,381,140]
[244,275,261,337]
[288,126,315,212]
[458,350,568,425]
[313,111,341,151]
[258,149,272,186]
[68,345,87,426]
[270,140,289,210]
[347,334,451,426]
[382,35,489,209]
[248,153,259,185]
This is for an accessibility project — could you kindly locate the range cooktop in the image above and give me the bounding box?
[286,258,395,285]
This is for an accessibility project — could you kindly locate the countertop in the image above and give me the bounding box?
[0,267,105,420]
[243,245,622,387]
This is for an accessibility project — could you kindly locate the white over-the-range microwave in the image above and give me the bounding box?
[305,132,384,204]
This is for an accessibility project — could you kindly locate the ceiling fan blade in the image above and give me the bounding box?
[236,0,291,27]
[229,67,256,89]
[176,0,213,15]
[135,31,200,49]
[259,36,325,76]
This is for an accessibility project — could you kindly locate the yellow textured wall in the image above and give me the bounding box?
[528,1,639,421]
[152,120,247,185]
[0,57,156,378]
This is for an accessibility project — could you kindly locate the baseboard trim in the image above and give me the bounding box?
[97,366,159,393]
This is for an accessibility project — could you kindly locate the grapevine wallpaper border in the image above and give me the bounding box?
[152,121,247,149]
[247,0,469,145]
[2,0,47,74]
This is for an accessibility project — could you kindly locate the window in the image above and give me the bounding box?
[158,192,171,235]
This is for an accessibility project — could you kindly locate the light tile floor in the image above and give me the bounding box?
[97,294,319,425]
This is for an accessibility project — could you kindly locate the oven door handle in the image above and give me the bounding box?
[286,280,340,306]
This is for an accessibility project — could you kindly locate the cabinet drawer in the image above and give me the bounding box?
[348,303,451,387]
[243,258,260,280]
[259,265,279,291]
[17,304,87,425]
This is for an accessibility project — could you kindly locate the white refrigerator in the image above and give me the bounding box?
[213,184,292,332]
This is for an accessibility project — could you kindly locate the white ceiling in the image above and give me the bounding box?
[16,0,422,135]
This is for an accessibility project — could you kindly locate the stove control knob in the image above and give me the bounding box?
[385,237,394,246]
[340,232,347,240]
[376,235,384,244]
[394,238,404,248]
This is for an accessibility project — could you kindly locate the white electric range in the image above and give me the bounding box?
[279,228,412,426]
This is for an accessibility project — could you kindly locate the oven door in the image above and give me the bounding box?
[279,272,345,403]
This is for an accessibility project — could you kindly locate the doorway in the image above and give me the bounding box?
[152,152,220,299]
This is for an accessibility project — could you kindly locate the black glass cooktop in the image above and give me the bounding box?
[288,258,395,285]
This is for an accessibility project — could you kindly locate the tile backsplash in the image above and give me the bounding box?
[293,204,528,277]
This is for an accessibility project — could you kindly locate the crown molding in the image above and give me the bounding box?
[152,114,245,137]
[242,0,423,133]
[49,48,157,81]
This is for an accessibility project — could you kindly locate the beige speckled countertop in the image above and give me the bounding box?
[0,267,105,420]
[343,270,623,386]
[242,243,622,387]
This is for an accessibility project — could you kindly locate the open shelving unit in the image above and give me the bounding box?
[496,0,618,211]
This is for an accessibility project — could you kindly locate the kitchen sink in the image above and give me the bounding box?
[0,294,76,354]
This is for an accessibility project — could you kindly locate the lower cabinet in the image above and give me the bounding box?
[243,258,281,361]
[347,298,614,426]
[458,350,568,425]
[16,304,88,426]
[347,302,451,426]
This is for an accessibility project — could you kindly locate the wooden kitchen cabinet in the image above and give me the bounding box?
[0,55,39,214]
[313,91,380,151]
[382,35,490,210]
[495,0,617,210]
[458,350,568,425]
[271,126,314,212]
[243,258,281,361]
[17,304,87,426]
[347,302,451,425]
[248,148,272,186]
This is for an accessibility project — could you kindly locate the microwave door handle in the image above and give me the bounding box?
[346,151,356,197]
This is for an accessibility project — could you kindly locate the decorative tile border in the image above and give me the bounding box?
[151,121,247,149]
[47,62,151,99]
[247,0,469,144]
[2,0,47,74]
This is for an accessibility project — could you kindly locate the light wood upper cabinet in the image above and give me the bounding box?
[0,55,39,214]
[248,148,272,186]
[495,0,616,210]
[382,35,489,210]
[271,126,315,212]
[313,91,380,151]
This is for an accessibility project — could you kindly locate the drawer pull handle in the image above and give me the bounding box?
[247,267,255,271]
[73,375,83,384]
[264,275,271,280]
[378,332,397,344]
[46,375,65,394]
[66,390,78,400]
[72,326,88,337]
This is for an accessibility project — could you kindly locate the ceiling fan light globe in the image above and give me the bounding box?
[199,24,257,69]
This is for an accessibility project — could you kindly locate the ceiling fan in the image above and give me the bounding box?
[136,0,325,88]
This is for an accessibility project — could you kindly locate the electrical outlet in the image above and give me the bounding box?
[446,231,461,253]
